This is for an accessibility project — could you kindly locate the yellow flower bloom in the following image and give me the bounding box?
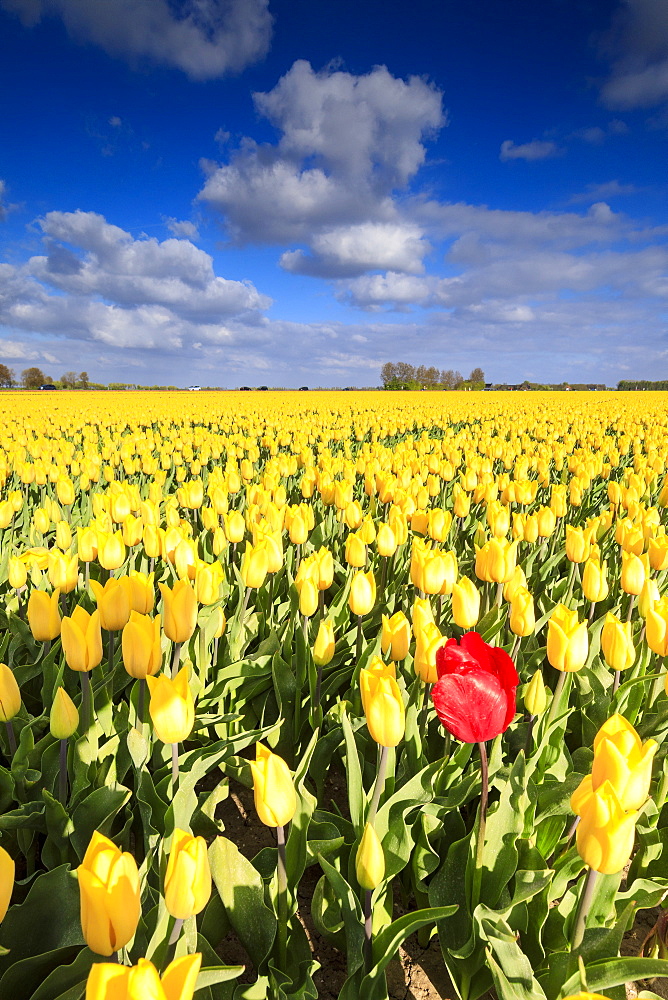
[27,588,62,641]
[122,612,163,679]
[61,607,104,673]
[250,743,297,828]
[159,580,197,644]
[77,831,141,956]
[313,619,335,666]
[452,577,480,629]
[381,611,410,661]
[146,665,195,744]
[50,686,79,739]
[600,612,635,672]
[360,656,405,746]
[546,604,588,672]
[647,594,668,656]
[576,779,638,875]
[355,823,385,890]
[524,670,547,716]
[349,570,376,617]
[164,829,211,919]
[90,576,133,631]
[0,664,21,723]
[84,954,202,1000]
[0,844,14,923]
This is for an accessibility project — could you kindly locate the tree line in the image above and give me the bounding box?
[381,362,485,390]
[0,366,90,389]
[617,380,668,391]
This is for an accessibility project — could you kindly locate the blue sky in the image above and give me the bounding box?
[1,0,667,388]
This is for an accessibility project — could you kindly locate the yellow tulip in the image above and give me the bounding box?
[164,829,211,919]
[146,666,195,744]
[77,527,98,562]
[250,743,297,828]
[315,547,334,589]
[509,586,535,637]
[565,525,589,563]
[50,686,79,739]
[299,577,319,617]
[159,580,197,644]
[601,612,635,672]
[647,594,668,656]
[575,779,638,875]
[546,604,588,672]
[47,551,79,594]
[355,823,385,890]
[360,657,405,747]
[413,622,445,683]
[313,619,335,666]
[90,576,133,631]
[128,571,155,614]
[345,531,367,568]
[97,530,126,571]
[240,542,268,589]
[376,523,397,557]
[77,831,141,956]
[224,510,246,544]
[8,556,27,591]
[122,612,163,679]
[452,577,480,629]
[582,553,609,603]
[648,534,668,571]
[524,670,547,716]
[0,844,14,923]
[0,664,21,723]
[61,607,104,673]
[349,570,376,617]
[411,596,434,635]
[381,611,411,661]
[27,588,62,641]
[621,550,646,596]
[194,562,223,605]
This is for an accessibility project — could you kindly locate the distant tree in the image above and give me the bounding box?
[440,369,455,389]
[78,371,89,389]
[0,364,15,388]
[380,362,397,387]
[395,362,416,385]
[469,367,485,385]
[60,371,78,389]
[21,367,47,389]
[452,370,464,388]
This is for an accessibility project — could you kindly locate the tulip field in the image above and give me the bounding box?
[2,388,668,1000]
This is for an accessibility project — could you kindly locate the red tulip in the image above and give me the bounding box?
[432,632,519,743]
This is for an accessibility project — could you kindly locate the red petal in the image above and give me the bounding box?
[431,670,510,743]
[459,632,494,672]
[489,645,520,691]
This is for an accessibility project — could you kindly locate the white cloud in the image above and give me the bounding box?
[0,0,272,79]
[499,139,561,161]
[0,210,272,356]
[198,60,444,268]
[600,0,668,108]
[280,222,429,277]
[567,180,639,204]
[164,217,200,240]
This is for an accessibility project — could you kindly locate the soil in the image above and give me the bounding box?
[214,778,668,1000]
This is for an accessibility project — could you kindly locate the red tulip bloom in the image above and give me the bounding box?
[432,632,519,743]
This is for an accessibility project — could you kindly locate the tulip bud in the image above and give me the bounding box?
[224,510,245,544]
[381,611,410,661]
[96,531,126,571]
[355,823,385,890]
[250,743,297,828]
[411,596,434,635]
[164,829,212,919]
[647,594,668,656]
[349,570,376,617]
[413,622,445,683]
[0,844,14,923]
[240,542,268,590]
[621,550,646,596]
[47,551,79,594]
[376,523,397,557]
[601,612,635,672]
[313,619,335,666]
[565,526,589,563]
[360,657,405,747]
[510,586,535,637]
[524,670,547,716]
[315,547,334,589]
[122,612,163,679]
[0,664,21,723]
[452,577,480,629]
[77,831,141,956]
[638,577,659,619]
[27,588,62,641]
[128,571,155,615]
[299,577,319,618]
[146,665,195,744]
[345,531,367,568]
[582,554,609,603]
[50,686,79,739]
[8,557,27,591]
[159,580,197,644]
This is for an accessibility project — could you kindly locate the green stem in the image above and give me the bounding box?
[137,679,145,729]
[170,641,182,678]
[495,582,504,608]
[471,740,489,912]
[367,744,389,827]
[171,742,179,795]
[276,825,288,971]
[5,720,16,757]
[571,867,598,951]
[364,888,373,973]
[544,670,568,732]
[168,916,184,948]
[108,630,115,673]
[81,670,92,732]
[355,615,363,662]
[58,739,68,803]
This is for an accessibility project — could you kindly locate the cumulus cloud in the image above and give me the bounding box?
[0,0,272,79]
[499,138,561,161]
[199,60,444,273]
[280,222,429,277]
[567,180,639,204]
[0,209,271,358]
[600,0,668,108]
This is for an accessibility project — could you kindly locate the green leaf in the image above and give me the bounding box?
[316,854,365,977]
[341,709,364,833]
[209,836,277,970]
[70,782,131,860]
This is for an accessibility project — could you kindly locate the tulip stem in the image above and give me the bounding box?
[571,866,598,951]
[168,917,184,947]
[5,721,16,757]
[627,594,636,622]
[510,634,521,661]
[137,679,145,729]
[58,738,67,803]
[565,561,576,605]
[588,601,596,624]
[495,583,504,608]
[80,670,92,732]
[356,615,363,663]
[544,670,568,733]
[612,670,621,695]
[240,586,250,622]
[471,740,489,913]
[364,888,373,973]
[524,714,535,756]
[170,641,182,678]
[380,557,388,596]
[171,742,179,794]
[276,825,288,971]
[367,744,388,826]
[108,630,115,673]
